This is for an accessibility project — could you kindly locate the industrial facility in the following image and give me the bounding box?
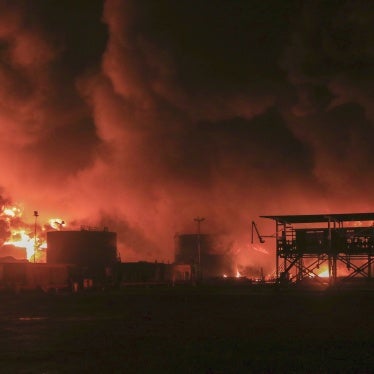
[0,262,69,292]
[0,212,373,292]
[0,226,119,292]
[260,213,374,286]
[118,261,172,285]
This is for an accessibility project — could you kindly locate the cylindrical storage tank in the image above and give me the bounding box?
[175,234,216,264]
[47,230,117,278]
[174,234,234,278]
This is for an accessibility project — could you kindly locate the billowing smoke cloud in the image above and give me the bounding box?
[282,0,374,206]
[0,0,372,270]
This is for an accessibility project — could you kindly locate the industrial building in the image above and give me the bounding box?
[0,262,70,292]
[1,212,373,292]
[260,212,374,286]
[118,261,172,285]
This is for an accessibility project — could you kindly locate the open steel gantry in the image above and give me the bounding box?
[261,213,374,285]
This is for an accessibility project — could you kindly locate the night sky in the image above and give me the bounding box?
[0,0,373,267]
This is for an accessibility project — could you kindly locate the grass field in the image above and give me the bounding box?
[0,286,373,373]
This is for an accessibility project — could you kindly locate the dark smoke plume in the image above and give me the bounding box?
[0,0,372,270]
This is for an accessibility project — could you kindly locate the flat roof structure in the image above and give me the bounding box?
[261,212,374,224]
[258,212,374,286]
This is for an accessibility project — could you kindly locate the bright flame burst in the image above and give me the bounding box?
[310,265,330,278]
[1,205,65,261]
[49,218,66,230]
[222,268,242,278]
[2,205,22,219]
[4,230,46,260]
[317,267,330,278]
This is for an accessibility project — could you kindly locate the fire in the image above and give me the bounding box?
[49,218,66,230]
[0,204,65,262]
[308,264,330,278]
[4,229,46,260]
[316,265,330,278]
[317,269,330,278]
[222,269,242,278]
[1,205,22,219]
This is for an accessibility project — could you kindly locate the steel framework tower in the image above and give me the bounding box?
[261,213,374,285]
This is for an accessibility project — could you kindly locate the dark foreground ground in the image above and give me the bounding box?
[0,285,373,373]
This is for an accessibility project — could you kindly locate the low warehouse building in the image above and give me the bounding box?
[0,262,70,292]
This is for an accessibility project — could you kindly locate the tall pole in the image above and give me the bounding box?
[275,220,279,280]
[33,210,39,263]
[194,217,205,280]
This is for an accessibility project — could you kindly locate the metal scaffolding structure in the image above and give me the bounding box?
[261,213,374,285]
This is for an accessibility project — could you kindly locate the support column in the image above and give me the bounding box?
[327,218,334,286]
[368,255,372,279]
[297,257,303,281]
[275,220,279,280]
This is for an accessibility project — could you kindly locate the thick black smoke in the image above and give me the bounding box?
[0,0,372,269]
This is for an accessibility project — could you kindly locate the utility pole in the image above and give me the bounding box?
[33,210,39,263]
[194,217,205,280]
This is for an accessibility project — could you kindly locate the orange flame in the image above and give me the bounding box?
[316,266,330,278]
[1,205,22,219]
[4,229,46,260]
[1,205,64,261]
[49,218,66,230]
[309,265,329,278]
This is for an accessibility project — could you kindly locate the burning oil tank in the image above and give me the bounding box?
[174,234,233,278]
[47,228,117,279]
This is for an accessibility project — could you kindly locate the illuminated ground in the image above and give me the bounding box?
[0,286,373,373]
